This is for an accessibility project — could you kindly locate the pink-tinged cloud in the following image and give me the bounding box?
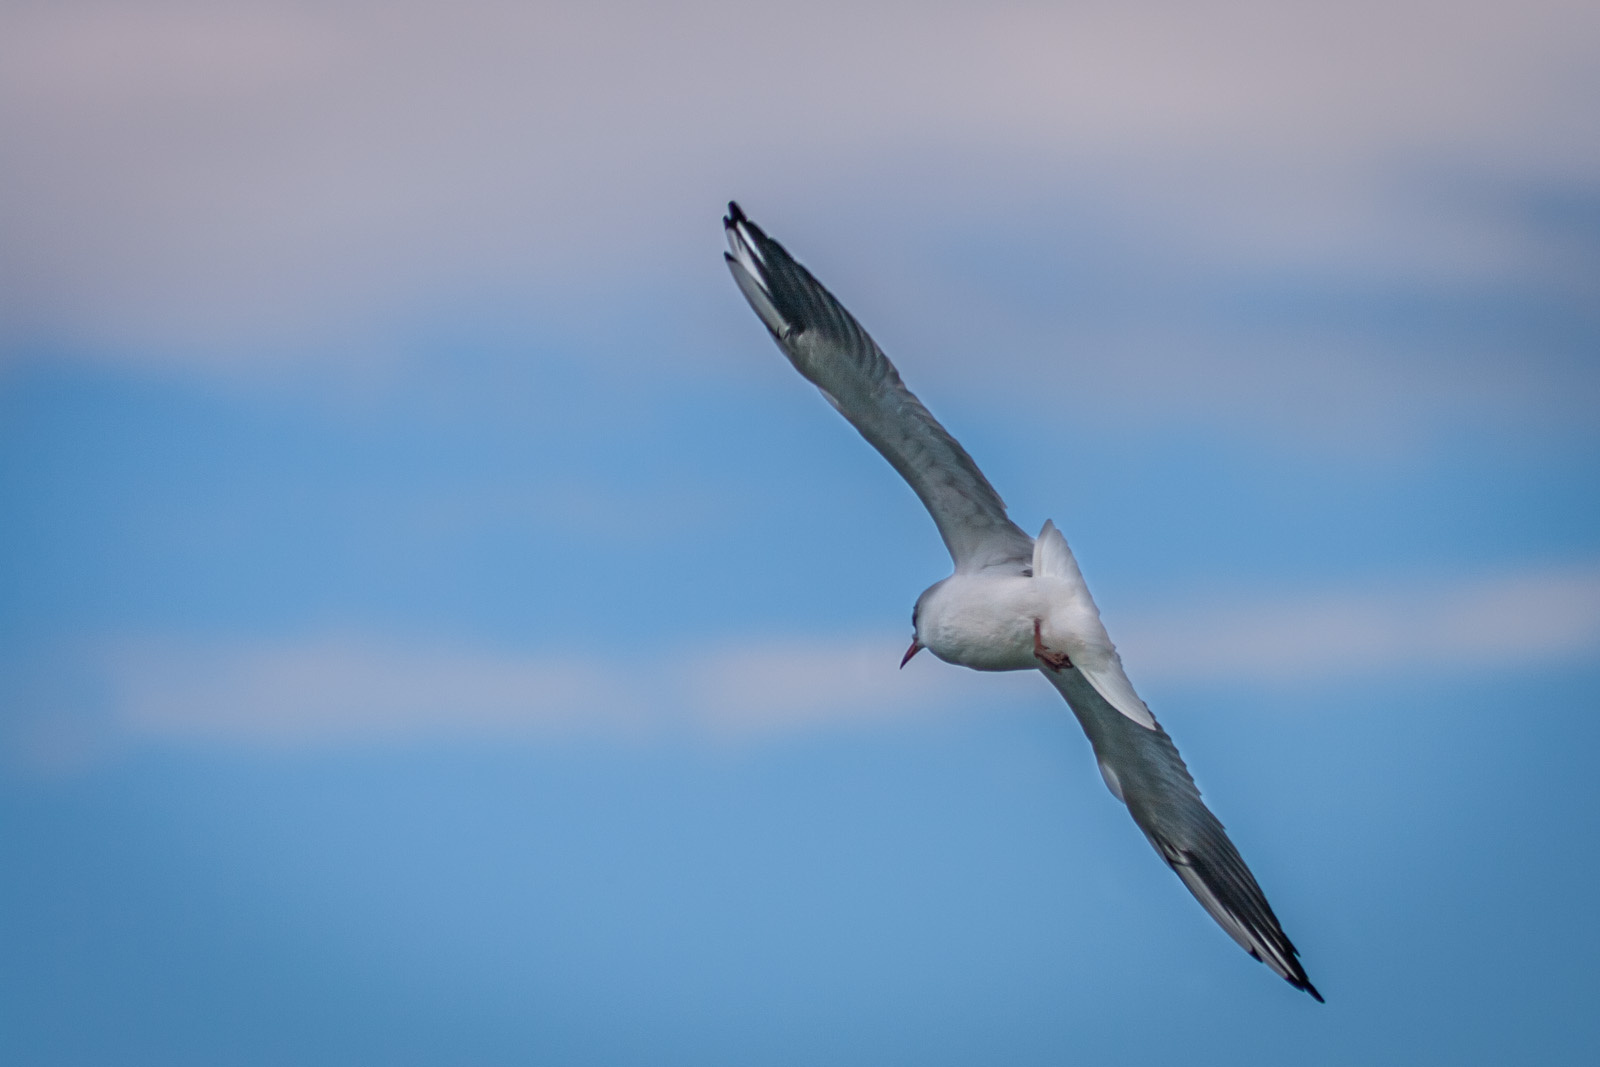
[1,1,1595,368]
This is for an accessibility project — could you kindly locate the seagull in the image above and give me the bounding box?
[723,202,1321,1001]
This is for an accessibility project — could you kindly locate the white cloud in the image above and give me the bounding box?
[99,630,1006,749]
[86,561,1600,753]
[107,635,646,746]
[1116,562,1600,684]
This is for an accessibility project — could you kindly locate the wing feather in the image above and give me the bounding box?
[1043,666,1322,1000]
[723,203,1032,573]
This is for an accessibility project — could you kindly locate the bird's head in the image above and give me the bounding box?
[900,585,936,668]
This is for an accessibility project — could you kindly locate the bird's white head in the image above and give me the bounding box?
[900,581,943,668]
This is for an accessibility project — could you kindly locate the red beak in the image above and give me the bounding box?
[899,638,923,669]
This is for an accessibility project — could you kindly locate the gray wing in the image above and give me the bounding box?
[723,203,1033,574]
[1043,666,1323,1000]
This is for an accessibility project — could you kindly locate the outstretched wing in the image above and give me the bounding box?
[1043,666,1322,1000]
[723,202,1033,574]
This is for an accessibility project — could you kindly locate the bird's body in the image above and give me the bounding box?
[914,520,1159,729]
[722,202,1320,1001]
[916,572,1045,672]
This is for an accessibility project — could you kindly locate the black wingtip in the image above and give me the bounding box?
[1281,962,1323,1002]
[1276,951,1322,1001]
[725,200,746,226]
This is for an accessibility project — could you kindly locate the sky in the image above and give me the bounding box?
[2,1,1599,1063]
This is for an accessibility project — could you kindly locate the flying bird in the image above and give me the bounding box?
[723,202,1321,1001]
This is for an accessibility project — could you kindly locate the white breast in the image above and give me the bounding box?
[917,574,1043,671]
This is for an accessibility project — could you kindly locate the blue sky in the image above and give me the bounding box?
[3,2,1599,1063]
